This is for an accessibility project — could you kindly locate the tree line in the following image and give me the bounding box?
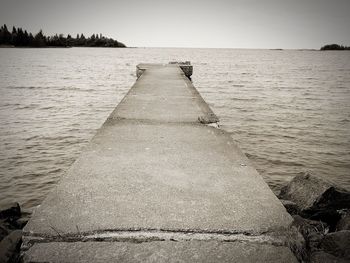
[0,24,126,48]
[320,44,350,51]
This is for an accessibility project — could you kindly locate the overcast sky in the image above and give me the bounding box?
[1,0,350,49]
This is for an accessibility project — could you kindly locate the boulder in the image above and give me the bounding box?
[0,203,21,220]
[15,218,28,229]
[307,232,324,254]
[320,230,350,259]
[0,203,23,231]
[0,219,19,238]
[292,215,327,254]
[0,230,22,263]
[279,173,350,227]
[280,199,299,215]
[285,226,306,262]
[336,210,350,231]
[0,221,10,242]
[308,209,341,231]
[292,215,328,238]
[279,173,350,212]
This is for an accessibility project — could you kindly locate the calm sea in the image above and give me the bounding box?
[1,47,349,213]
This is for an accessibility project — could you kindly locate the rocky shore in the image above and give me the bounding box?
[0,203,28,263]
[278,173,350,262]
[1,173,349,262]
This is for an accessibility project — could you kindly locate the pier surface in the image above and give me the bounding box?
[22,64,297,262]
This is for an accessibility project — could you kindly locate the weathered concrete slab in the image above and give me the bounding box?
[137,62,193,79]
[24,241,298,263]
[22,63,296,261]
[24,120,291,236]
[113,65,217,123]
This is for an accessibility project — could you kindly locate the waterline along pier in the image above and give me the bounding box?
[22,63,298,262]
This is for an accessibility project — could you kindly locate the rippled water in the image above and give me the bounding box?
[1,48,349,212]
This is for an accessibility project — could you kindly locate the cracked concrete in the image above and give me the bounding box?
[22,229,287,248]
[22,64,297,262]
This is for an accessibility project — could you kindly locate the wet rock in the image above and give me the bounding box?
[15,218,28,229]
[310,251,349,263]
[320,230,350,259]
[0,203,21,220]
[279,173,350,212]
[279,173,350,228]
[307,232,324,254]
[308,209,341,231]
[280,199,299,215]
[336,210,350,231]
[285,226,307,262]
[292,215,327,254]
[0,203,23,231]
[0,221,10,242]
[292,215,328,238]
[0,219,20,240]
[0,230,22,263]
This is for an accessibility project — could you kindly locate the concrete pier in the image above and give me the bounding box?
[22,63,298,262]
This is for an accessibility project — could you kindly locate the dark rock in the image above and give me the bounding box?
[285,226,307,262]
[279,173,350,212]
[292,215,328,238]
[292,215,327,254]
[0,203,21,220]
[320,230,350,259]
[280,199,300,215]
[308,209,341,231]
[0,203,25,231]
[279,173,329,210]
[310,251,349,263]
[336,210,350,231]
[15,218,28,229]
[0,230,22,263]
[0,219,18,234]
[307,232,324,253]
[312,185,350,211]
[279,173,350,228]
[0,221,10,242]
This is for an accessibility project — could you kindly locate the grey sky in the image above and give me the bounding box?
[1,0,350,49]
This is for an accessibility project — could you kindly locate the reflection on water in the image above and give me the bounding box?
[0,48,349,212]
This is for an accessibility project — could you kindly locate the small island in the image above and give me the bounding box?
[320,44,350,51]
[0,24,126,48]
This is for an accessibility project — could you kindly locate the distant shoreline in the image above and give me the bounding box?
[0,45,133,49]
[1,45,350,50]
[2,46,349,51]
[0,45,69,48]
[320,44,350,51]
[0,24,126,48]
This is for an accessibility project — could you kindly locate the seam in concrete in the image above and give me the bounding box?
[105,116,219,126]
[105,116,222,133]
[24,226,280,238]
[22,229,289,252]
